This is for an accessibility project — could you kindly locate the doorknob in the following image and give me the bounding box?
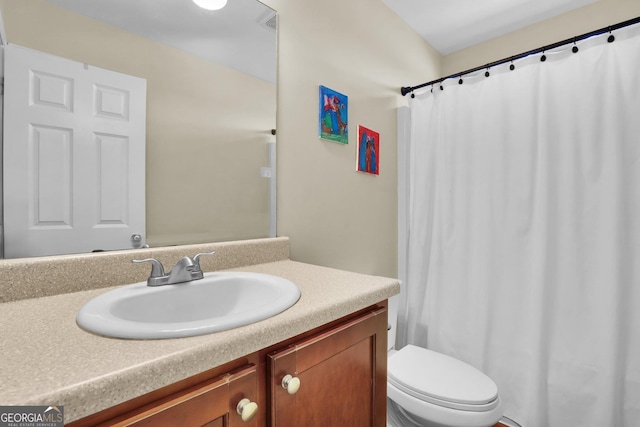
[130,234,148,248]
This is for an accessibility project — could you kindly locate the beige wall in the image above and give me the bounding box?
[262,0,640,279]
[443,0,640,75]
[0,0,275,247]
[262,0,441,277]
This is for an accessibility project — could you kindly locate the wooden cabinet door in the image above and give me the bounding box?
[103,364,259,427]
[268,307,387,427]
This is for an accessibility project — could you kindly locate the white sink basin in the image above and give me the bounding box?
[76,272,301,339]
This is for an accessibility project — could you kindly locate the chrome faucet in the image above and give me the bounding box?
[132,252,215,286]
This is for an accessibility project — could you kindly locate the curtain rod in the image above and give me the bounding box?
[400,16,640,96]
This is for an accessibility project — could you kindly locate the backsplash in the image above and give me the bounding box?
[0,237,289,303]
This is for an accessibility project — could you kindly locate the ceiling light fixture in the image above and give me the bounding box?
[193,0,227,11]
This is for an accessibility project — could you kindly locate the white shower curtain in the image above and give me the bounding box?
[399,24,640,427]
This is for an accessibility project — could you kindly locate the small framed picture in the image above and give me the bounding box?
[319,85,348,144]
[357,125,379,175]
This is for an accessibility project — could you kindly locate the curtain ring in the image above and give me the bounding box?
[540,50,547,62]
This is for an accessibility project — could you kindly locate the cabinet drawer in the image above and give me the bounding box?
[103,364,258,427]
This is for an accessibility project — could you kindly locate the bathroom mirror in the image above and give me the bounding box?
[0,0,277,257]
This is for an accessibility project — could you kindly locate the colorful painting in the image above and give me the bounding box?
[357,126,379,175]
[319,85,348,144]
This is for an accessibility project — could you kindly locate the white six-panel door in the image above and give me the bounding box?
[3,44,146,258]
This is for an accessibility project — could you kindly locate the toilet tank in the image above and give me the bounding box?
[388,292,400,351]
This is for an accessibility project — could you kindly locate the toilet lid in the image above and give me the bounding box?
[388,345,498,410]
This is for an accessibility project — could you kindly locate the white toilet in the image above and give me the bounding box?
[387,296,503,427]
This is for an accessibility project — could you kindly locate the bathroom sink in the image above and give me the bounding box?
[76,272,301,339]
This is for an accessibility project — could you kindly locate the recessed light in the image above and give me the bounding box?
[193,0,227,11]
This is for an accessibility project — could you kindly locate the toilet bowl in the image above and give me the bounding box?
[387,345,503,427]
[386,296,503,427]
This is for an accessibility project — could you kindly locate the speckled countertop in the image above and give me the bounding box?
[0,239,399,423]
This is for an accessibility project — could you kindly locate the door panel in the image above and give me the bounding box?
[296,338,373,425]
[31,124,73,226]
[95,133,130,225]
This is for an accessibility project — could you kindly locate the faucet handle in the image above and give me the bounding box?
[132,258,166,277]
[192,251,215,271]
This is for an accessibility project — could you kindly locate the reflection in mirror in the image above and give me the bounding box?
[0,0,277,258]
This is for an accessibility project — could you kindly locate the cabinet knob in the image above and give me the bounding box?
[236,398,258,422]
[281,374,301,395]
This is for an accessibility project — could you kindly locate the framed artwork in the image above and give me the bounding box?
[319,85,348,144]
[357,125,379,175]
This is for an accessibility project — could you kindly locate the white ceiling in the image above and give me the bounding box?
[42,0,277,83]
[41,0,599,82]
[383,0,598,55]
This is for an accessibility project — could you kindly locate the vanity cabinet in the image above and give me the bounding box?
[68,304,387,427]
